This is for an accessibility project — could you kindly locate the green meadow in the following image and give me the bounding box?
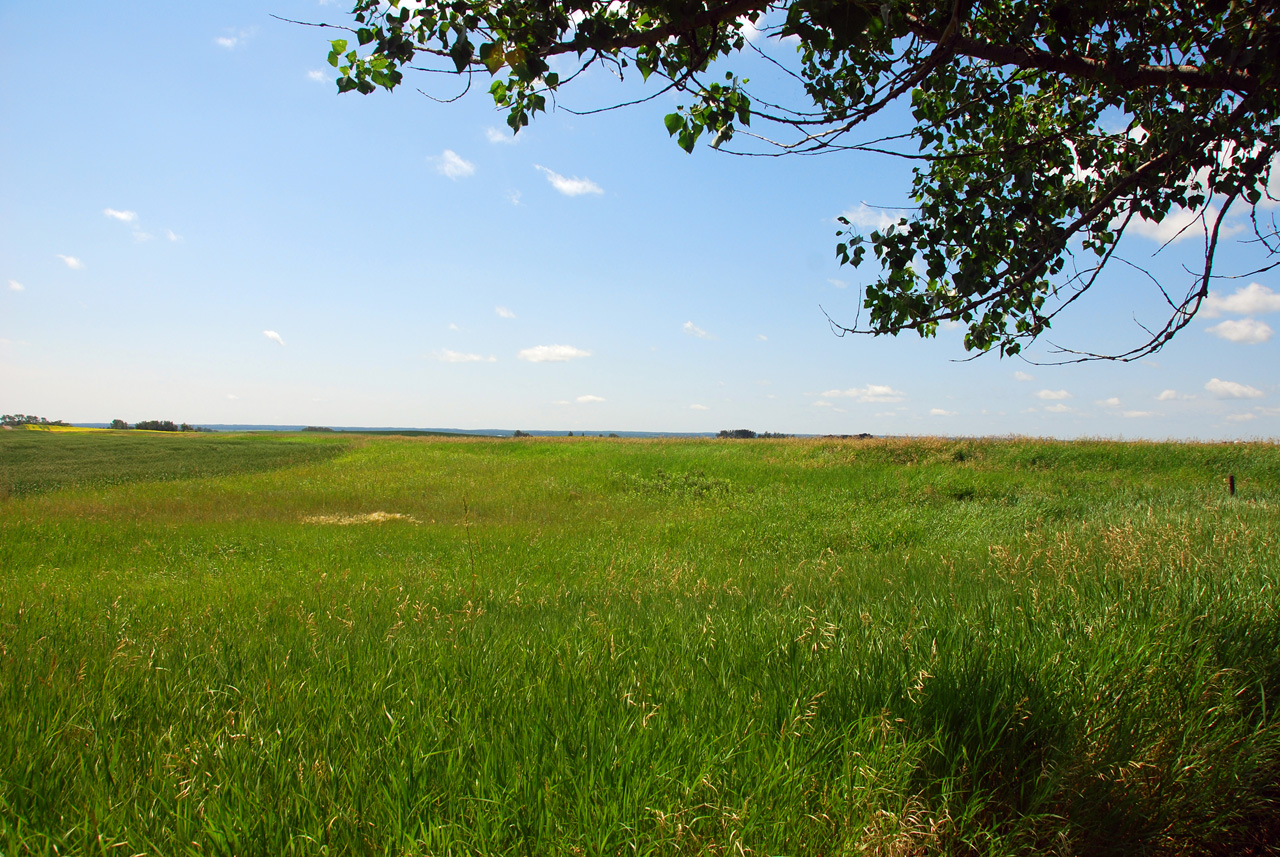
[1,429,1278,855]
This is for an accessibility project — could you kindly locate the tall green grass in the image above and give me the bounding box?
[1,432,1277,855]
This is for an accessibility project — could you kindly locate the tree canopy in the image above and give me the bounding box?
[313,0,1279,359]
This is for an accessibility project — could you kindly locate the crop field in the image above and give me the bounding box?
[1,429,1278,856]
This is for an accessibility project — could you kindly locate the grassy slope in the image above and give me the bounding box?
[0,433,1277,856]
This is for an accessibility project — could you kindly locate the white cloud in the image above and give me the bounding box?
[57,254,84,269]
[165,229,182,242]
[827,278,848,289]
[1205,378,1264,399]
[1225,413,1258,423]
[821,384,906,403]
[1201,283,1280,317]
[1156,389,1195,401]
[755,333,768,341]
[812,400,832,407]
[683,321,715,340]
[1013,371,1035,382]
[448,322,460,331]
[576,394,605,403]
[517,344,591,362]
[132,230,153,242]
[1037,389,1072,400]
[214,28,254,50]
[1044,403,1073,413]
[485,126,516,144]
[103,208,137,222]
[929,408,956,416]
[307,70,327,81]
[689,404,709,410]
[840,202,908,232]
[737,15,766,43]
[1123,410,1156,418]
[507,190,522,206]
[435,349,496,363]
[263,330,285,346]
[226,394,239,400]
[1129,205,1245,245]
[433,150,476,180]
[495,306,516,319]
[1097,397,1121,407]
[534,165,603,196]
[7,280,22,292]
[1207,318,1273,344]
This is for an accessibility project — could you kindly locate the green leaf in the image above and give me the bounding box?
[449,38,473,73]
[664,113,683,137]
[479,41,505,73]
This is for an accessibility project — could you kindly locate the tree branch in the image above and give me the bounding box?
[904,16,1258,95]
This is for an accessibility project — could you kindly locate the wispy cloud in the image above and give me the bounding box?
[1097,397,1121,407]
[7,280,22,292]
[433,150,476,180]
[434,349,496,363]
[1123,410,1156,418]
[495,306,516,319]
[682,321,715,340]
[517,344,591,362]
[812,400,832,407]
[485,126,517,144]
[840,202,908,232]
[1225,412,1258,423]
[1130,205,1245,245]
[1206,318,1273,344]
[576,394,605,403]
[1044,403,1073,413]
[929,408,956,416]
[827,278,848,289]
[534,165,603,196]
[821,384,906,403]
[755,333,768,341]
[1036,389,1072,400]
[1014,371,1035,382]
[1156,389,1194,401]
[103,208,181,242]
[448,322,460,331]
[1201,282,1280,317]
[690,404,709,410]
[307,70,327,81]
[737,15,766,42]
[1205,378,1263,399]
[263,330,285,346]
[214,27,255,50]
[57,254,84,270]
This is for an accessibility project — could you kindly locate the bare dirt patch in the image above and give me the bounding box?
[301,511,420,525]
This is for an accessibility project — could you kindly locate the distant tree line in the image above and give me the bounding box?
[110,419,211,432]
[716,429,793,439]
[2,414,69,427]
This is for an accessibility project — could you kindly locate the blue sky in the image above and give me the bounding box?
[2,1,1277,438]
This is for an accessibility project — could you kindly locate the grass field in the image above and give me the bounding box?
[1,429,1278,855]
